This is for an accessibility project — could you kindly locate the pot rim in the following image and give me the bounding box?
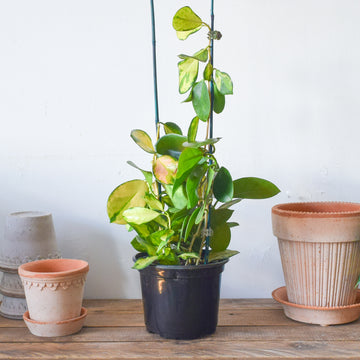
[18,258,89,279]
[272,202,360,218]
[133,253,228,271]
[8,211,52,219]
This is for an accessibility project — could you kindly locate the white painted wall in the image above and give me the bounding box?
[1,0,360,299]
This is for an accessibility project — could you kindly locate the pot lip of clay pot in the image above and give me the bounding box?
[18,258,89,279]
[272,202,360,218]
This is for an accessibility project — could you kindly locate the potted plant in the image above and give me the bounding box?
[107,3,280,339]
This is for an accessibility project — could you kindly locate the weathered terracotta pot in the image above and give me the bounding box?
[272,202,360,308]
[18,259,89,324]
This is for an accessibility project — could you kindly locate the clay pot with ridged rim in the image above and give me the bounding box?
[18,259,89,326]
[272,202,360,309]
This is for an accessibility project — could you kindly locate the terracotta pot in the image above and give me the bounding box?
[272,202,360,307]
[18,259,89,323]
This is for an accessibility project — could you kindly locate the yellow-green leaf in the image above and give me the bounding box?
[176,26,202,40]
[178,48,208,63]
[123,207,160,225]
[173,6,203,31]
[130,129,155,154]
[107,180,148,224]
[214,70,233,95]
[164,122,182,135]
[178,58,199,94]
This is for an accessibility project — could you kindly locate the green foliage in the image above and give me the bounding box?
[213,167,233,203]
[178,58,199,94]
[192,81,211,121]
[130,130,155,154]
[164,122,183,135]
[233,177,280,199]
[107,5,280,269]
[172,6,203,31]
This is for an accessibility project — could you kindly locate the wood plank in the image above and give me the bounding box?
[1,323,360,343]
[1,341,360,359]
[0,308,326,328]
[82,298,282,311]
[3,303,358,328]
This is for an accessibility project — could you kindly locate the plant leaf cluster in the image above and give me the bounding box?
[107,6,280,269]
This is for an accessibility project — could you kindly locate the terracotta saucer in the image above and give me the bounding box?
[272,287,360,326]
[23,307,87,337]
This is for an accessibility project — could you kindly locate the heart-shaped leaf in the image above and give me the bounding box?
[173,6,203,31]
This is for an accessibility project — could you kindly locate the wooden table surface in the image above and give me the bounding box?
[1,298,360,359]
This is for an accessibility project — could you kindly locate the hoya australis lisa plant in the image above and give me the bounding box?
[107,6,280,270]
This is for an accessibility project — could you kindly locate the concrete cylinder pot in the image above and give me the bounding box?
[272,202,360,325]
[18,258,89,337]
[0,211,60,271]
[0,211,61,319]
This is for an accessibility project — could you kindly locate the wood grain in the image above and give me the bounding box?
[1,299,360,359]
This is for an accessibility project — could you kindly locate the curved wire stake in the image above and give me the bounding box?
[204,0,215,264]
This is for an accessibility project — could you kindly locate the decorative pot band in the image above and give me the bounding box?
[0,272,25,297]
[21,274,87,291]
[272,202,360,243]
[0,252,62,271]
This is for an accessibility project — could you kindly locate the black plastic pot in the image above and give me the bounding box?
[135,254,228,339]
